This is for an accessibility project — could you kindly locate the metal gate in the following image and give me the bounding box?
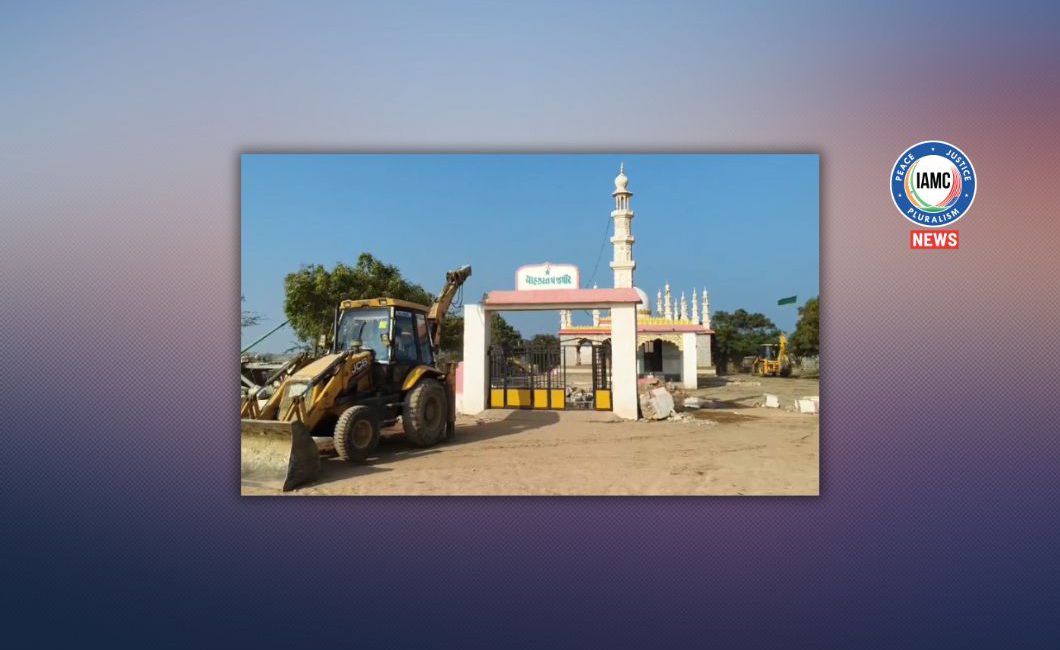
[488,341,611,411]
[591,342,613,411]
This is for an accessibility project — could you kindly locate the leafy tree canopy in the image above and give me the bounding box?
[437,315,464,361]
[433,315,528,362]
[490,314,523,351]
[284,253,434,345]
[711,309,780,371]
[526,333,559,348]
[790,296,819,358]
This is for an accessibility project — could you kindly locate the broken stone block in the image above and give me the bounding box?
[683,396,703,410]
[652,387,675,418]
[639,386,675,420]
[638,391,658,420]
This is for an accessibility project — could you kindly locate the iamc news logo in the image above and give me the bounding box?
[891,140,976,249]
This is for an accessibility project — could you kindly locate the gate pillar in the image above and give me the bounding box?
[460,304,490,414]
[610,304,638,420]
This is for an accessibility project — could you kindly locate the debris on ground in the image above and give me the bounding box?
[796,396,820,414]
[638,375,661,389]
[639,386,675,420]
[763,393,781,408]
[565,387,594,408]
[683,396,703,410]
[690,397,725,409]
[667,410,716,426]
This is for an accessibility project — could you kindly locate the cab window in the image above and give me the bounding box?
[392,310,418,363]
[415,312,433,365]
[335,308,390,362]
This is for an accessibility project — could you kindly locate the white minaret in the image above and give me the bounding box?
[679,292,688,322]
[702,289,711,328]
[664,283,673,320]
[592,284,601,326]
[610,163,635,289]
[655,290,663,317]
[692,289,699,324]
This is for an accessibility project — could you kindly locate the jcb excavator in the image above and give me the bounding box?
[240,265,471,491]
[752,334,793,377]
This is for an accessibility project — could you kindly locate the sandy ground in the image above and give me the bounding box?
[242,375,819,496]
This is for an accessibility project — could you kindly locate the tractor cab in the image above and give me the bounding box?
[757,343,778,361]
[333,298,437,388]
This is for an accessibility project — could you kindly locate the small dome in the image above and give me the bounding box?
[614,163,629,192]
[634,287,650,313]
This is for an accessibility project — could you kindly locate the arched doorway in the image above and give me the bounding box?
[639,338,681,378]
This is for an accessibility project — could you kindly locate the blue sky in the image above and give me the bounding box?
[241,154,818,352]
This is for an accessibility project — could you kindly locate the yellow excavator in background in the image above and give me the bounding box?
[240,265,471,491]
[752,334,792,377]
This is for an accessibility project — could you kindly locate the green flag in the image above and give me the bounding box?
[777,295,797,306]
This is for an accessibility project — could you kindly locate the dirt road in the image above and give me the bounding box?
[242,375,818,496]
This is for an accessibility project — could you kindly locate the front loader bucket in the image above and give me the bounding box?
[240,419,321,492]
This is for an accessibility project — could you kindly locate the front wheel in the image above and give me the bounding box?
[403,378,447,447]
[334,405,379,461]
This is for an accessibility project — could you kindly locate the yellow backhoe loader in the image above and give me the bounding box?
[752,334,792,377]
[240,265,471,491]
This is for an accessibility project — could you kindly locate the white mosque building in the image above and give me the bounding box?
[558,165,715,386]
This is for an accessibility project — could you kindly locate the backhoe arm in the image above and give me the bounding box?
[427,264,472,351]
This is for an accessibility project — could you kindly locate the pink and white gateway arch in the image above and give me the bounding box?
[460,287,643,420]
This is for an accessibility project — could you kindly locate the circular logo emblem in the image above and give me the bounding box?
[891,141,976,227]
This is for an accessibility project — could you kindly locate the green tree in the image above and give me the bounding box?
[490,314,523,351]
[283,253,434,345]
[434,316,527,362]
[526,333,559,348]
[437,315,464,361]
[790,296,819,358]
[711,309,780,373]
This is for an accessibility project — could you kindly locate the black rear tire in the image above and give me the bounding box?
[403,378,447,447]
[334,405,379,461]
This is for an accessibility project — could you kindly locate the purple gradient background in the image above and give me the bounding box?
[2,1,1059,647]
